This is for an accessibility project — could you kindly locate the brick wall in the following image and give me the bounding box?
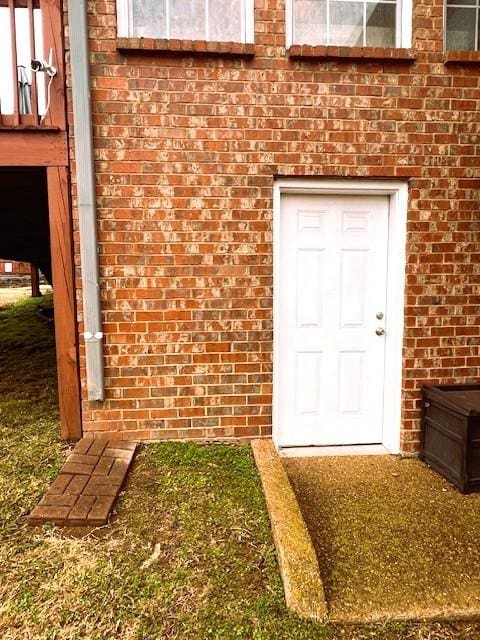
[66,0,480,451]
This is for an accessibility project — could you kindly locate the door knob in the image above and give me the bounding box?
[376,311,384,320]
[375,327,385,336]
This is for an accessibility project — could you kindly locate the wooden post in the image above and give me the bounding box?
[47,166,82,441]
[8,0,20,126]
[27,0,39,123]
[41,0,66,129]
[30,264,41,297]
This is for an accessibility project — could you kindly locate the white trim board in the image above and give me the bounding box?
[272,178,408,455]
[279,444,390,458]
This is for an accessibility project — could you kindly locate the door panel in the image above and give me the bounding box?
[297,249,324,327]
[277,194,389,447]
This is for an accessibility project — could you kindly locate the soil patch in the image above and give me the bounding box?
[0,286,51,307]
[284,455,480,622]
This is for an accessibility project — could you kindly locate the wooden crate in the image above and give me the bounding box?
[421,384,480,494]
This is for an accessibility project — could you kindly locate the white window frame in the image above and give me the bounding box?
[273,178,408,455]
[444,0,480,51]
[117,0,255,43]
[285,0,412,48]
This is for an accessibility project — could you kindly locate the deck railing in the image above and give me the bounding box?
[0,0,47,126]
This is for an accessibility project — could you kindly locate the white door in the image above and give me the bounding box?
[277,193,389,447]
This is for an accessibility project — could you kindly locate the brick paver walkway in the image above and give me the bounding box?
[28,438,137,526]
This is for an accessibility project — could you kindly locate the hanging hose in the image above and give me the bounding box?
[40,73,54,124]
[31,48,57,124]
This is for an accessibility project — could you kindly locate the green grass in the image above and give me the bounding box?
[0,294,64,536]
[1,295,479,639]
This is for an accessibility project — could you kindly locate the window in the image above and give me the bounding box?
[445,0,480,50]
[288,0,411,47]
[117,0,254,42]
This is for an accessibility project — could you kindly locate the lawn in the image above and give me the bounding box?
[0,295,479,640]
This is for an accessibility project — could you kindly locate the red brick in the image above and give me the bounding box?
[87,439,109,456]
[68,453,100,465]
[48,474,73,495]
[83,477,121,497]
[64,475,90,495]
[29,438,138,526]
[29,505,71,525]
[92,456,115,476]
[103,447,134,460]
[63,0,480,456]
[108,459,130,477]
[40,494,78,507]
[87,496,116,524]
[68,495,96,522]
[107,440,137,450]
[62,462,96,475]
[73,439,94,455]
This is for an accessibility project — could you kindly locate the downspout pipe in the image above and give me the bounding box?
[67,0,105,400]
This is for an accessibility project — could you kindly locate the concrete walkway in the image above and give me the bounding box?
[284,455,480,623]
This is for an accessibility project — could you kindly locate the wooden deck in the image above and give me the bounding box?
[28,438,137,526]
[1,0,81,443]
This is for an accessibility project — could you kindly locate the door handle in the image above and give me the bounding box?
[375,327,385,336]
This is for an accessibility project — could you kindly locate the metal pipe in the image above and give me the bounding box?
[67,0,104,400]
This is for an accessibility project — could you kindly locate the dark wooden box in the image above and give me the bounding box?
[421,384,480,494]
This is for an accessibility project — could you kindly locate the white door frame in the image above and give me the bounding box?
[273,178,408,454]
